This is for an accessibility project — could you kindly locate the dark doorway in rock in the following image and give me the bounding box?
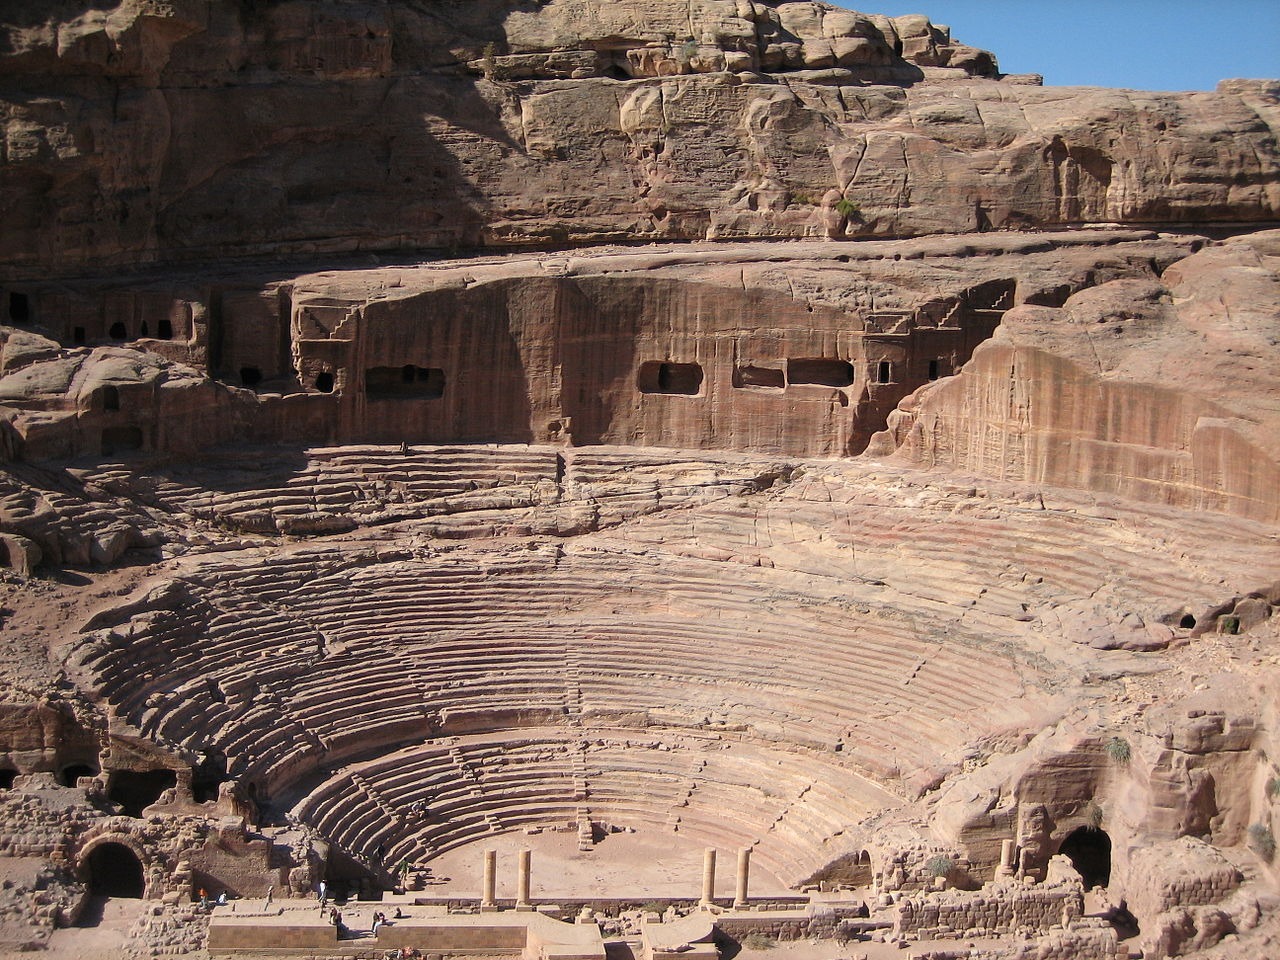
[638,361,703,395]
[366,365,446,399]
[108,769,177,817]
[9,292,30,324]
[192,750,227,804]
[602,63,630,81]
[1059,826,1111,888]
[789,358,855,387]
[101,426,144,457]
[315,371,335,393]
[84,843,145,898]
[73,326,87,345]
[239,366,262,387]
[157,318,173,340]
[1180,614,1196,629]
[59,763,99,787]
[0,769,16,789]
[877,361,892,384]
[108,322,127,340]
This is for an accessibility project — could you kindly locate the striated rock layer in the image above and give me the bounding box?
[1,1,1278,277]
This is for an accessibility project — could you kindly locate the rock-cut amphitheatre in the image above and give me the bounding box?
[0,2,1278,959]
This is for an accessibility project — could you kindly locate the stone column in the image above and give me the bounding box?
[997,839,1016,878]
[516,849,533,910]
[481,849,498,911]
[734,847,751,908]
[701,848,717,905]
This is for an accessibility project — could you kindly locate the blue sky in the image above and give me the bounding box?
[831,1,1280,91]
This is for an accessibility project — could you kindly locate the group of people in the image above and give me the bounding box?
[196,888,228,910]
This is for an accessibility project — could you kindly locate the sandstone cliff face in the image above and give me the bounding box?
[1,1,1277,279]
[0,231,1208,463]
[878,230,1280,524]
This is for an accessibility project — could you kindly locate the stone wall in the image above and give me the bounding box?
[893,878,1083,940]
[908,919,1123,960]
[1124,837,1241,931]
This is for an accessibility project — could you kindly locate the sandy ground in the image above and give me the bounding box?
[427,828,793,901]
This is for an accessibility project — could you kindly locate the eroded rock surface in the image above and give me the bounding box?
[1,1,1278,275]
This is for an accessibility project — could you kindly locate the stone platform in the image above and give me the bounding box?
[208,901,606,959]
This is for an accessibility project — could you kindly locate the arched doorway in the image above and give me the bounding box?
[1058,826,1111,888]
[84,842,145,898]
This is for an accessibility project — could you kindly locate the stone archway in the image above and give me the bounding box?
[82,841,146,898]
[1058,826,1111,888]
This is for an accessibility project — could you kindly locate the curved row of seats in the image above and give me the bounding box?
[67,444,1279,888]
[291,729,897,886]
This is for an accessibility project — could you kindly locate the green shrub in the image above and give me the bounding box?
[740,933,776,950]
[834,197,860,219]
[1248,823,1276,861]
[1105,737,1131,764]
[924,855,955,878]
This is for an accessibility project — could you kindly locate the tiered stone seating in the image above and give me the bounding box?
[68,445,1280,893]
[144,445,562,533]
[292,728,893,885]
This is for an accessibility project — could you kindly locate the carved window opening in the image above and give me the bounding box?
[788,358,855,387]
[0,769,15,789]
[101,426,144,456]
[928,359,941,381]
[58,763,99,787]
[877,361,892,384]
[101,386,120,411]
[84,842,145,899]
[314,371,335,393]
[73,327,86,345]
[638,361,703,395]
[1058,826,1111,888]
[192,750,227,804]
[108,769,177,818]
[734,364,785,389]
[157,319,173,340]
[108,322,128,341]
[366,365,445,399]
[239,367,262,387]
[8,292,30,324]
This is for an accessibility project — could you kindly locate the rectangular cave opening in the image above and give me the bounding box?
[788,358,855,387]
[638,361,703,395]
[928,359,940,381]
[366,365,446,400]
[733,364,785,389]
[101,426,144,457]
[877,361,892,384]
[8,292,30,324]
